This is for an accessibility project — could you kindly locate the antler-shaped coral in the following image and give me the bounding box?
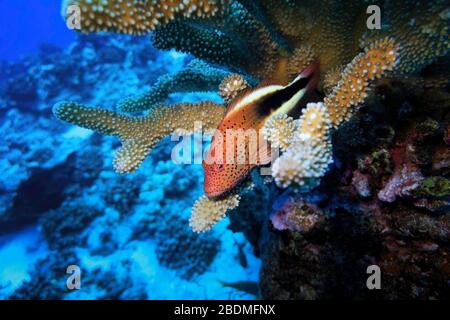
[189,38,400,232]
[118,59,229,113]
[324,37,399,128]
[54,101,225,173]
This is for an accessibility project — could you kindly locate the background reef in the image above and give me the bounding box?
[0,35,259,299]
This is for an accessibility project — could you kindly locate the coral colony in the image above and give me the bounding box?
[54,0,447,230]
[43,0,450,298]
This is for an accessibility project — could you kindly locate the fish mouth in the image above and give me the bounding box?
[300,61,319,80]
[296,61,319,94]
[204,188,225,198]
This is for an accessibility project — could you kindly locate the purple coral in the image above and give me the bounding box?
[378,163,424,203]
[270,195,324,233]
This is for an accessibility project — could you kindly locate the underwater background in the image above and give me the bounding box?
[0,0,259,299]
[1,0,449,300]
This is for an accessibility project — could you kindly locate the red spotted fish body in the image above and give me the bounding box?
[203,63,318,198]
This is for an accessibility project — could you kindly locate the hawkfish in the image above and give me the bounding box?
[202,63,318,198]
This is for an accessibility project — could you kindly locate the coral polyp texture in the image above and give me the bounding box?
[270,102,333,190]
[63,0,227,35]
[261,114,296,152]
[324,37,399,128]
[190,193,241,233]
[219,74,250,104]
[54,0,449,229]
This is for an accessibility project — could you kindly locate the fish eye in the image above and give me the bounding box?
[216,164,224,172]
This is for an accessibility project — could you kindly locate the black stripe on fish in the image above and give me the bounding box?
[254,74,313,117]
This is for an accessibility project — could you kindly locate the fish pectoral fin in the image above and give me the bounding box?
[257,139,272,165]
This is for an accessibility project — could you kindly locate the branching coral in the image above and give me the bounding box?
[324,37,399,128]
[55,0,449,232]
[63,0,448,83]
[63,0,228,35]
[261,114,296,152]
[53,101,225,173]
[118,59,229,112]
[255,0,366,77]
[270,102,333,190]
[361,0,450,74]
[190,193,241,233]
[151,1,281,77]
[267,38,399,189]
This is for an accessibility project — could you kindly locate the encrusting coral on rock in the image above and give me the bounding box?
[54,0,449,233]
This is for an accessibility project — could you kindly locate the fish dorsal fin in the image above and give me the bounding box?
[229,68,315,118]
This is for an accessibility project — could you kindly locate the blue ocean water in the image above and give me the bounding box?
[0,1,260,299]
[0,0,75,61]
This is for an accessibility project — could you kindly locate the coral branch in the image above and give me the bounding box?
[152,21,250,71]
[118,60,229,113]
[362,0,450,74]
[190,193,241,233]
[152,2,281,79]
[53,101,226,173]
[271,102,333,190]
[62,0,227,35]
[262,114,296,152]
[324,37,400,128]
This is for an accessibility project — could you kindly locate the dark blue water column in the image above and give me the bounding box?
[0,0,75,61]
